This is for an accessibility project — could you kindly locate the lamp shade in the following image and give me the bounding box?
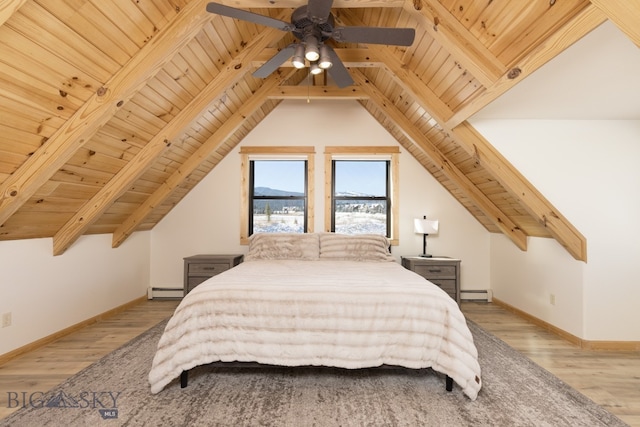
[414,218,439,235]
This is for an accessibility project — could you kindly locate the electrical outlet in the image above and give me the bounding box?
[549,294,556,306]
[1,312,11,328]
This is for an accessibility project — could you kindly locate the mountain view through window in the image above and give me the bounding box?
[250,160,307,234]
[332,160,389,236]
[250,159,390,236]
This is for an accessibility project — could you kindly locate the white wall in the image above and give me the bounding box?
[150,99,490,292]
[0,232,150,355]
[489,234,585,337]
[472,119,640,341]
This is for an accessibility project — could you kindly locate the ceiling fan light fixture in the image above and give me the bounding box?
[291,44,306,69]
[318,44,332,69]
[304,34,320,61]
[309,61,323,75]
[207,1,416,88]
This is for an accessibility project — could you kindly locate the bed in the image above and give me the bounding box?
[148,233,482,400]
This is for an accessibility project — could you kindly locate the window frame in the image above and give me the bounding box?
[240,146,315,244]
[324,146,399,245]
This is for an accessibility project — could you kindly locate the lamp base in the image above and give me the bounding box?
[419,253,433,258]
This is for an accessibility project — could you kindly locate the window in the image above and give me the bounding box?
[240,147,315,244]
[324,146,399,244]
[332,160,390,236]
[250,160,307,234]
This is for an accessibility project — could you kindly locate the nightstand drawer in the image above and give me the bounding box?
[413,264,456,279]
[189,263,230,275]
[401,257,461,305]
[428,279,456,297]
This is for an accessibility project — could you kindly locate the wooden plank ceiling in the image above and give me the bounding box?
[1,0,636,259]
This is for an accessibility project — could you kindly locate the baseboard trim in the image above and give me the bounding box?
[0,295,147,366]
[493,298,640,351]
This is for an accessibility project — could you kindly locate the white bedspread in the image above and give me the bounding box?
[148,260,482,400]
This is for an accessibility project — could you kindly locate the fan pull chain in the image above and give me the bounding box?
[307,70,311,104]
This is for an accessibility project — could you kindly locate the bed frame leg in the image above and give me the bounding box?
[445,375,453,392]
[180,370,188,388]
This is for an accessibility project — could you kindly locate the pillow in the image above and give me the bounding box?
[244,233,320,261]
[319,233,394,261]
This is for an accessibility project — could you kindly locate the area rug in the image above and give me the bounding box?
[0,319,627,427]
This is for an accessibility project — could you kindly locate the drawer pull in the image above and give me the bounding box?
[203,267,217,270]
[428,269,442,273]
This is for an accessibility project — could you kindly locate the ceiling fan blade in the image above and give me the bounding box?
[253,44,297,78]
[326,46,354,88]
[206,2,293,31]
[307,0,334,24]
[333,26,416,46]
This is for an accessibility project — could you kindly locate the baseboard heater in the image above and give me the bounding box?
[460,289,493,302]
[148,287,184,300]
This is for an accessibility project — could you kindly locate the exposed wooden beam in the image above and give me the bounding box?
[352,70,528,251]
[267,85,368,100]
[366,44,454,123]
[0,0,26,27]
[367,43,588,261]
[401,0,505,88]
[452,122,587,261]
[360,41,588,260]
[0,0,215,227]
[340,10,453,123]
[112,69,295,248]
[53,26,288,255]
[446,4,607,127]
[590,0,640,47]
[334,9,454,122]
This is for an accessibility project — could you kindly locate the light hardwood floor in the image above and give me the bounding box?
[462,302,640,427]
[0,300,638,425]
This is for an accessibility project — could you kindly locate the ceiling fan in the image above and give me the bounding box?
[206,0,415,88]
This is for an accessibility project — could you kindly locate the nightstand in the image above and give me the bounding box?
[401,256,461,304]
[183,254,243,295]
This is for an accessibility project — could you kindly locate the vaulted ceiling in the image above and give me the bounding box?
[1,0,637,259]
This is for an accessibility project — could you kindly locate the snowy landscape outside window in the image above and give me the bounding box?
[249,160,307,235]
[331,160,390,237]
[323,146,398,245]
